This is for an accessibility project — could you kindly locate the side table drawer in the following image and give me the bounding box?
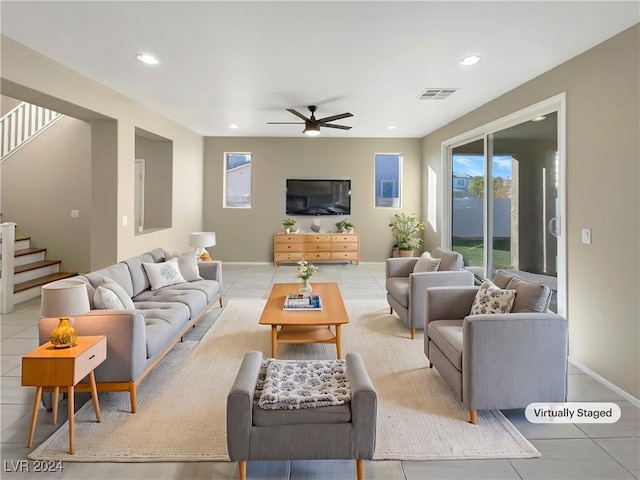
[74,337,107,384]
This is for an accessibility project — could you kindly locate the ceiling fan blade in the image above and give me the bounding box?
[322,123,352,130]
[286,109,310,121]
[267,122,305,124]
[317,112,353,123]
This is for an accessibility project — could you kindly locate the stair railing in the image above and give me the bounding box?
[1,102,63,162]
[0,222,16,313]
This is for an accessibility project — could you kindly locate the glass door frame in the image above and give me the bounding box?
[440,93,567,316]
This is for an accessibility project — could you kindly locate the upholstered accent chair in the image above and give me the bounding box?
[385,247,475,339]
[227,351,377,480]
[424,270,568,424]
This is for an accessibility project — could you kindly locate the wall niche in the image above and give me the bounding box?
[134,127,173,234]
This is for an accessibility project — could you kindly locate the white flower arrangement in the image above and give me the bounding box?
[297,260,318,281]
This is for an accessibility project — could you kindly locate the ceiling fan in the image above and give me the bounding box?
[267,105,353,136]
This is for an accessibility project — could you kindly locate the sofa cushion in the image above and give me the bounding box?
[163,279,221,304]
[413,252,441,273]
[85,262,134,298]
[133,287,208,318]
[135,301,191,333]
[94,286,126,310]
[123,253,156,297]
[167,251,203,282]
[505,276,551,313]
[427,320,464,371]
[385,277,409,308]
[143,258,187,290]
[431,247,463,271]
[470,280,515,315]
[99,277,135,309]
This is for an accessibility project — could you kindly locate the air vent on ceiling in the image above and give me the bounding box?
[417,88,459,100]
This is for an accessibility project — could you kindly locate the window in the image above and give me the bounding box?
[375,153,401,207]
[224,153,252,208]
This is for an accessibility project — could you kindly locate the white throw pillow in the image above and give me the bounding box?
[413,252,441,273]
[94,286,126,310]
[143,257,187,290]
[166,251,203,282]
[99,277,135,309]
[470,279,516,315]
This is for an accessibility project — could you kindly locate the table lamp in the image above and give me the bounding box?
[41,280,90,349]
[190,232,216,261]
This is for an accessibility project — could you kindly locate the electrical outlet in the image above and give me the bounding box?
[70,209,80,218]
[581,228,592,244]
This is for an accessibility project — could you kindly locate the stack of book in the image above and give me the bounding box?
[283,294,323,310]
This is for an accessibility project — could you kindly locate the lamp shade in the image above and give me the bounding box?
[190,232,216,248]
[41,280,90,318]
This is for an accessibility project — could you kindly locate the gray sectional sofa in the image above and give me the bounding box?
[38,248,223,413]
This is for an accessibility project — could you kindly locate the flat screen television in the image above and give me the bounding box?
[286,179,351,215]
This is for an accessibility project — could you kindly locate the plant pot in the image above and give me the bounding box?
[285,227,291,234]
[346,228,355,234]
[398,249,415,257]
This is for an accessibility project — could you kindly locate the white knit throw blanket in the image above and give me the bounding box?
[255,359,351,410]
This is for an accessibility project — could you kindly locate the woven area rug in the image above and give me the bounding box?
[29,298,540,462]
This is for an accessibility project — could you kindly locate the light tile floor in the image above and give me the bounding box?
[1,263,638,479]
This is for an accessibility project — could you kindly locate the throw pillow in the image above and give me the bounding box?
[99,277,135,309]
[166,251,203,282]
[142,257,187,290]
[413,252,442,273]
[469,279,516,315]
[94,286,126,310]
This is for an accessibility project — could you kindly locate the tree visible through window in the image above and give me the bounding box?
[224,153,252,208]
[375,154,401,207]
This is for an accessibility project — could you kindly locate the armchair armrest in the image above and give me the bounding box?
[227,351,263,461]
[385,257,419,278]
[39,310,147,382]
[462,312,569,410]
[346,352,377,459]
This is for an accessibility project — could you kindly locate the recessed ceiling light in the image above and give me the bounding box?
[460,55,480,66]
[136,53,159,65]
[532,116,547,122]
[229,124,239,129]
[387,125,397,130]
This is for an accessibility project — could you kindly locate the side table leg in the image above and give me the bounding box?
[68,386,75,454]
[89,370,102,422]
[52,386,60,424]
[27,386,42,448]
[271,325,278,358]
[336,325,343,359]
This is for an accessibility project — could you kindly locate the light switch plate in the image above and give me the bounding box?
[122,215,128,227]
[581,228,592,244]
[70,209,79,218]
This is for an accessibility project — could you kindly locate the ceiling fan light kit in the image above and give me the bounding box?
[268,105,353,136]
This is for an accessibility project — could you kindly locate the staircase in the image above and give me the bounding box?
[0,224,77,312]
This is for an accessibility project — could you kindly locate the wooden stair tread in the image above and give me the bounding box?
[14,272,78,293]
[14,247,46,257]
[15,259,62,274]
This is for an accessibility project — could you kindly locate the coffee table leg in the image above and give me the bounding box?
[336,324,343,359]
[271,325,278,358]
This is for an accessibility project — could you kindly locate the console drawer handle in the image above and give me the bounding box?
[89,354,95,360]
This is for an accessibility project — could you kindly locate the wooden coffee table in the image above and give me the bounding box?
[259,282,349,358]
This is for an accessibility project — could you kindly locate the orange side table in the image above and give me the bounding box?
[21,335,106,454]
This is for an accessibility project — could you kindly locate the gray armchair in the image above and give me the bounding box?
[424,271,568,424]
[227,351,377,480]
[385,247,475,339]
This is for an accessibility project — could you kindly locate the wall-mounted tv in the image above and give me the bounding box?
[286,179,351,216]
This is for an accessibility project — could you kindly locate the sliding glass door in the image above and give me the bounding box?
[447,99,565,314]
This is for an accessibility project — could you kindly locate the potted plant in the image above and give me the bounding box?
[335,220,355,234]
[282,218,297,234]
[388,213,425,257]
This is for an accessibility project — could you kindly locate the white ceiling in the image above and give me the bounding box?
[1,1,638,138]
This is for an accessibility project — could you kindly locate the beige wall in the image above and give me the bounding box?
[204,137,422,262]
[1,115,92,273]
[1,36,205,268]
[422,25,640,398]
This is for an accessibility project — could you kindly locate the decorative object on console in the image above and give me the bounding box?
[41,280,91,348]
[190,231,216,261]
[388,213,425,257]
[297,260,318,297]
[335,219,355,233]
[282,218,297,234]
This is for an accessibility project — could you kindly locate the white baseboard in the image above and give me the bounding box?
[568,356,640,407]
